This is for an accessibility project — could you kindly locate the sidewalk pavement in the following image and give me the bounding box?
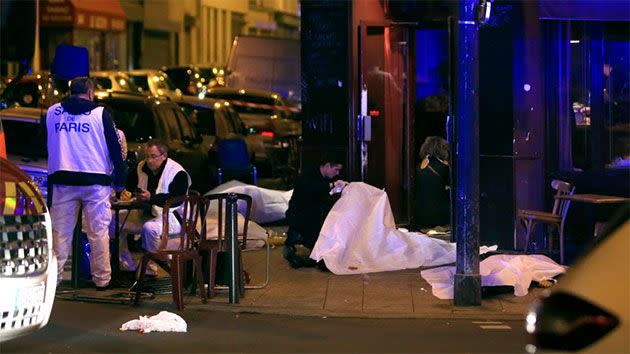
[182,245,543,321]
[59,244,543,321]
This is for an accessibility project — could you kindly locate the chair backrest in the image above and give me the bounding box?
[550,179,575,221]
[217,138,251,171]
[201,192,253,249]
[160,194,202,251]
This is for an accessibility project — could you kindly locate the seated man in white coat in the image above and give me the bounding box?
[113,139,191,273]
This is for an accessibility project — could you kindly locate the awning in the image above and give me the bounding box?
[40,0,126,31]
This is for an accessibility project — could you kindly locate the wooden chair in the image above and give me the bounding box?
[198,193,253,298]
[517,179,575,264]
[133,194,207,310]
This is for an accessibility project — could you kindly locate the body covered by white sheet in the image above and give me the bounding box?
[206,180,293,224]
[420,254,567,299]
[310,182,496,275]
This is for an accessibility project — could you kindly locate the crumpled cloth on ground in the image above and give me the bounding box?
[310,182,497,275]
[206,180,293,224]
[120,311,187,333]
[420,254,567,299]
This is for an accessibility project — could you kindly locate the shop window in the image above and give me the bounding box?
[569,22,629,170]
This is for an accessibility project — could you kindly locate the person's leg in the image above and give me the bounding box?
[283,227,305,268]
[50,185,81,285]
[108,210,144,271]
[82,185,113,287]
[141,213,180,274]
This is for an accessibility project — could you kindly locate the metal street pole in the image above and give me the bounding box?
[454,0,481,306]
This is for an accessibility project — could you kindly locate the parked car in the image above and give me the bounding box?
[179,99,265,163]
[203,87,301,140]
[94,91,214,193]
[161,65,207,97]
[91,71,140,94]
[195,64,226,88]
[525,205,629,353]
[0,72,67,109]
[0,107,48,198]
[0,157,57,343]
[126,69,183,101]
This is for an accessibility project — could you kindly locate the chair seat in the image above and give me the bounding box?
[517,209,561,223]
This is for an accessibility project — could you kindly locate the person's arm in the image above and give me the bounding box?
[150,171,189,206]
[102,109,128,191]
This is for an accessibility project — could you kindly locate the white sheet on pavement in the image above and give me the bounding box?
[421,254,567,299]
[120,311,187,333]
[206,180,293,224]
[310,182,497,275]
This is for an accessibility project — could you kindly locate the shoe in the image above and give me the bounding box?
[283,246,304,269]
[95,283,114,291]
[119,250,137,272]
[316,260,330,272]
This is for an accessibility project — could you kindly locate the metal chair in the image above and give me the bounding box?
[216,138,257,185]
[133,194,207,310]
[198,192,269,298]
[517,179,575,264]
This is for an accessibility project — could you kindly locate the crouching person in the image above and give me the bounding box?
[284,151,347,269]
[112,139,190,275]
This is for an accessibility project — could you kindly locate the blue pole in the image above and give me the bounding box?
[454,0,481,306]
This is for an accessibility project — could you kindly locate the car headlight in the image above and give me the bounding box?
[526,292,619,352]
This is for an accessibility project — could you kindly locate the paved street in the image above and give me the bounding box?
[3,299,529,353]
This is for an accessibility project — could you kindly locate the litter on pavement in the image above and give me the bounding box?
[120,311,187,333]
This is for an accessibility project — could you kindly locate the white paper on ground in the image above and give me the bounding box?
[120,311,187,333]
[420,254,567,299]
[206,180,293,224]
[310,182,497,275]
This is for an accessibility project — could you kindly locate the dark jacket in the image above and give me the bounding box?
[285,166,336,247]
[412,155,450,230]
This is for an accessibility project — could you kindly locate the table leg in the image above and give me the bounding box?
[112,209,120,283]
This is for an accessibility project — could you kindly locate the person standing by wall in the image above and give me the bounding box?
[47,77,127,290]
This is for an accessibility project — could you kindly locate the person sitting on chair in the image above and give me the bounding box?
[283,151,347,269]
[412,136,450,231]
[113,139,191,274]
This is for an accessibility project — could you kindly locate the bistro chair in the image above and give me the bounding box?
[198,193,255,298]
[133,193,207,310]
[517,179,575,264]
[216,138,257,185]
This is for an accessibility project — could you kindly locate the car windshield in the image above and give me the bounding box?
[2,119,47,158]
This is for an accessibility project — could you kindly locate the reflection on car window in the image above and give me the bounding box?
[103,100,155,143]
[183,106,216,136]
[157,105,182,141]
[129,75,150,92]
[175,108,196,139]
[2,120,47,158]
[94,77,112,90]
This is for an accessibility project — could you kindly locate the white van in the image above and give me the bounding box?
[226,36,300,103]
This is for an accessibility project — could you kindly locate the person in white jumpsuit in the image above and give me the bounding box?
[114,139,190,274]
[47,77,127,289]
